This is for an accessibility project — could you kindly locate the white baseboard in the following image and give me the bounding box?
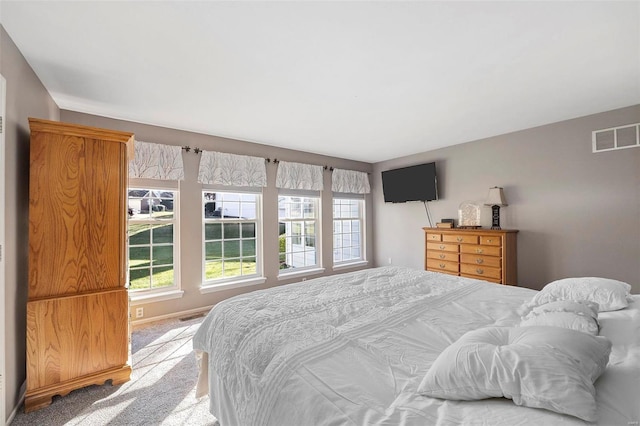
[131,305,213,329]
[6,381,25,426]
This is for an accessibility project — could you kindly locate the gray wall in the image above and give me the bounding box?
[61,110,374,320]
[373,105,640,293]
[1,25,60,421]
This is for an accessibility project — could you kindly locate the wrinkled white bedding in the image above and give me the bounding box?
[192,266,640,426]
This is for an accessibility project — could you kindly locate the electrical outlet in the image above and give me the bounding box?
[135,307,144,318]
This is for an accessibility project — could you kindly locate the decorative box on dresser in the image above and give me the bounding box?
[423,227,518,285]
[25,118,134,412]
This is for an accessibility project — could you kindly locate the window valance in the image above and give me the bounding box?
[332,168,370,194]
[198,150,267,187]
[276,161,324,191]
[129,141,185,180]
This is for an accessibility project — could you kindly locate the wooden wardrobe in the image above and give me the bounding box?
[25,118,134,412]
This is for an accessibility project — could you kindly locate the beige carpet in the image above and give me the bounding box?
[11,316,218,426]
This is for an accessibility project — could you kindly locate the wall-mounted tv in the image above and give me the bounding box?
[381,162,438,203]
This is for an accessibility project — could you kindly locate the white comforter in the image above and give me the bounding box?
[192,266,640,426]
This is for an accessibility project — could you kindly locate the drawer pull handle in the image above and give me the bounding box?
[456,237,463,242]
[439,254,446,259]
[439,245,445,250]
[476,268,484,274]
[439,263,446,269]
[476,248,483,254]
[476,259,483,264]
[487,239,493,243]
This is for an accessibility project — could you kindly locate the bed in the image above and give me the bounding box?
[192,266,640,425]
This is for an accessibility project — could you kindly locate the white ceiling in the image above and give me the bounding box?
[1,1,639,163]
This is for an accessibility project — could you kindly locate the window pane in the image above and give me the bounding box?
[204,201,219,218]
[129,268,151,290]
[240,201,257,220]
[152,246,173,266]
[224,240,240,258]
[303,201,314,218]
[205,223,222,240]
[129,224,151,245]
[152,266,174,289]
[152,224,173,244]
[224,262,241,277]
[242,240,256,257]
[242,258,257,275]
[241,223,255,238]
[129,246,150,267]
[222,201,241,218]
[223,223,240,239]
[333,248,342,262]
[205,260,223,280]
[205,241,222,260]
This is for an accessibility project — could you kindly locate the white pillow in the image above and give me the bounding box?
[528,277,631,312]
[418,326,612,421]
[519,300,600,335]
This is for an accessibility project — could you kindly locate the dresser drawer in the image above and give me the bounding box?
[460,244,501,257]
[427,242,459,253]
[461,273,502,284]
[460,263,502,280]
[426,233,442,242]
[427,251,459,262]
[443,234,478,244]
[480,235,502,246]
[427,259,459,274]
[460,254,502,268]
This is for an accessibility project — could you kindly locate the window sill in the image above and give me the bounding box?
[333,260,369,271]
[200,276,267,294]
[278,267,325,281]
[129,289,184,306]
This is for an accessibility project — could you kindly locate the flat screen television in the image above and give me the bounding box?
[381,162,438,203]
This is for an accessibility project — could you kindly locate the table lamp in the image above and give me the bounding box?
[485,187,508,229]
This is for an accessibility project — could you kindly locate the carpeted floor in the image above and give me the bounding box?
[11,316,219,426]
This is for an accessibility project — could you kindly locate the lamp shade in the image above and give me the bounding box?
[485,187,508,206]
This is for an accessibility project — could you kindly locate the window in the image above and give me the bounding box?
[128,188,178,292]
[279,195,320,272]
[333,198,365,264]
[203,190,261,283]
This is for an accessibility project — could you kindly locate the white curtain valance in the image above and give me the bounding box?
[129,141,184,180]
[276,161,324,191]
[198,150,267,187]
[332,168,370,194]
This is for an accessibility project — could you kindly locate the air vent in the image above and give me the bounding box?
[592,123,639,153]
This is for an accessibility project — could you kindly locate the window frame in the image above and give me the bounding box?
[127,183,182,303]
[278,190,323,278]
[332,194,367,269]
[201,187,264,289]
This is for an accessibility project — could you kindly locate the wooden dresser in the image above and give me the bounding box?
[25,118,134,412]
[423,227,518,285]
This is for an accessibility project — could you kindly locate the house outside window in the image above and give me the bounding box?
[279,195,320,272]
[333,197,365,265]
[203,190,261,284]
[128,188,178,292]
